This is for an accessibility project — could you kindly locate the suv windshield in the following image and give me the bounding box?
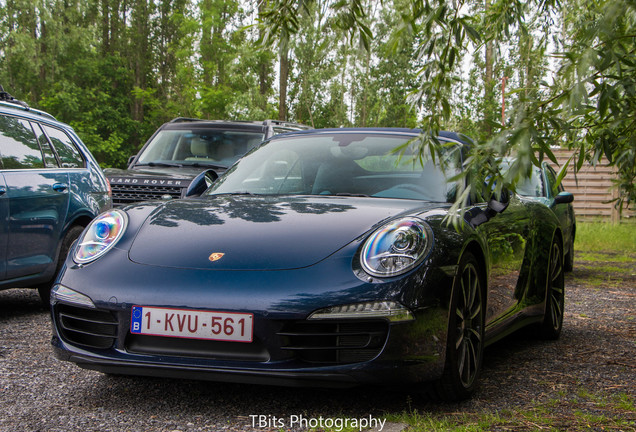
[208,133,462,202]
[136,129,265,168]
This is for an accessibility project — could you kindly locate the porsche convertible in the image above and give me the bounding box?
[50,128,566,401]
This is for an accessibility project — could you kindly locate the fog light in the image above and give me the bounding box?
[308,301,414,322]
[51,285,95,308]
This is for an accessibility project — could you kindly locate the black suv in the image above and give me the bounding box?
[105,118,310,205]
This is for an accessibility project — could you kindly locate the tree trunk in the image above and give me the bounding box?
[484,0,494,136]
[278,47,289,121]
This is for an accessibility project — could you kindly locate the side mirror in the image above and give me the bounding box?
[466,188,511,228]
[185,169,219,197]
[554,191,574,205]
[487,188,510,214]
[127,155,136,167]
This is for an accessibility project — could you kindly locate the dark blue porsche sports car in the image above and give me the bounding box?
[50,128,567,401]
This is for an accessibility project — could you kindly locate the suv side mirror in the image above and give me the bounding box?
[554,191,574,205]
[185,169,219,197]
[127,155,136,167]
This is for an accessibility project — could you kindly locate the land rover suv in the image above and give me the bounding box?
[105,118,310,205]
[0,86,111,303]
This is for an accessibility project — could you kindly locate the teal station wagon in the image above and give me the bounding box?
[0,87,111,303]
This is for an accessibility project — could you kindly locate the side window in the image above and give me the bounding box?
[33,123,59,168]
[0,114,44,169]
[516,167,544,197]
[544,165,562,196]
[41,124,84,168]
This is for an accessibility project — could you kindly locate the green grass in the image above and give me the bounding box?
[574,222,636,253]
[371,390,636,432]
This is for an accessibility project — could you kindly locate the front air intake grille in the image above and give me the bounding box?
[57,304,118,349]
[125,334,270,362]
[277,320,388,364]
[111,184,183,205]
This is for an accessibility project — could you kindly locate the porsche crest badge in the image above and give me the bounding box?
[209,253,225,262]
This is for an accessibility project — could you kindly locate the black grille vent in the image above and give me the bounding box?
[111,184,183,205]
[277,320,388,364]
[57,304,118,349]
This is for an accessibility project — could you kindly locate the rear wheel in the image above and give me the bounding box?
[539,239,565,339]
[564,236,574,272]
[435,252,485,401]
[38,225,84,306]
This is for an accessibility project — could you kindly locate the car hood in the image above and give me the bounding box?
[128,195,445,270]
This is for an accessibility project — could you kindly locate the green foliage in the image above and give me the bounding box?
[0,0,633,209]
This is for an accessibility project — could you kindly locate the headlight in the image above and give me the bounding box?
[74,209,127,264]
[360,217,433,277]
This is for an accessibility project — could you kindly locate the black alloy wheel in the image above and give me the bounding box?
[564,235,574,272]
[539,239,565,339]
[436,252,485,401]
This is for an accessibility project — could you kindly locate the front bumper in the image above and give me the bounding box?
[51,248,453,388]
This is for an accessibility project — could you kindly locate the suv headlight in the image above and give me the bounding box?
[74,209,127,264]
[360,217,433,277]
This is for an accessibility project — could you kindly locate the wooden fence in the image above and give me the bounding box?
[551,148,634,222]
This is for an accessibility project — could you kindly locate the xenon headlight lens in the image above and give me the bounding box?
[360,217,433,277]
[74,209,127,264]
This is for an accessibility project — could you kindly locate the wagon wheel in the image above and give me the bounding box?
[38,225,84,306]
[538,239,565,339]
[435,251,485,401]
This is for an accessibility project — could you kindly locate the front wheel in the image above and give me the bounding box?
[435,252,485,401]
[538,239,565,339]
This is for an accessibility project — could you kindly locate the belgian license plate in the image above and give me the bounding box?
[130,306,253,342]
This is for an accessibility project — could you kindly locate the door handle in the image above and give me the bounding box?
[52,183,68,192]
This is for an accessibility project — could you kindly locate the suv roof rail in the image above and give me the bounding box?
[0,85,29,108]
[169,117,206,123]
[262,119,312,130]
[0,85,58,121]
[168,117,311,129]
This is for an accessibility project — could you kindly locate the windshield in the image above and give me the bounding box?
[207,132,462,202]
[501,159,545,197]
[136,128,265,168]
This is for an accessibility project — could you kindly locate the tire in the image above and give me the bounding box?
[538,239,565,339]
[564,235,574,272]
[38,225,85,306]
[435,252,485,401]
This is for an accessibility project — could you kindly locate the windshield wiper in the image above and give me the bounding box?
[334,192,370,197]
[136,162,184,168]
[211,191,257,196]
[187,162,228,169]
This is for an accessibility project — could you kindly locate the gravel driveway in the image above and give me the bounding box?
[1,254,634,432]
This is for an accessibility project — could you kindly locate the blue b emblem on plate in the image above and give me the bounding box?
[131,306,143,333]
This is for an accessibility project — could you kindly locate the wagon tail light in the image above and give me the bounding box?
[309,301,414,322]
[106,177,112,198]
